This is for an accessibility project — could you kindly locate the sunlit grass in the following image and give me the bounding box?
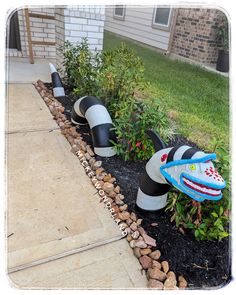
[103,31,229,150]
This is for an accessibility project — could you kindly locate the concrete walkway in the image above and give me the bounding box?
[6,58,147,289]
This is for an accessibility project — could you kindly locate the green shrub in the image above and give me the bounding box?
[60,40,175,161]
[166,138,230,241]
[111,99,175,161]
[59,39,101,96]
[96,43,174,161]
[97,43,145,113]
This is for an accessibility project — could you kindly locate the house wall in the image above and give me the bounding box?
[18,8,56,59]
[14,6,105,60]
[171,8,223,64]
[55,6,105,66]
[105,6,171,51]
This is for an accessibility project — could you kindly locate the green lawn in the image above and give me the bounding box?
[103,31,229,150]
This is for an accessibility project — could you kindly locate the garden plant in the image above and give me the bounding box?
[60,38,230,242]
[53,36,230,288]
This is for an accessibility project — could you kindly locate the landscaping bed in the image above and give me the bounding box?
[43,82,231,289]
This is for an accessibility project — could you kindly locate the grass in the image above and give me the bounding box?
[103,31,229,150]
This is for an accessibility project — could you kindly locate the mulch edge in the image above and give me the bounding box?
[34,79,188,290]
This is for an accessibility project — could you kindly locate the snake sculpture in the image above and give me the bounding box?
[136,130,226,211]
[49,64,226,209]
[49,63,117,157]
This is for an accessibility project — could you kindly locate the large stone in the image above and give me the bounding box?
[149,250,161,260]
[136,219,143,226]
[147,279,164,289]
[161,261,169,273]
[95,167,104,175]
[118,211,130,221]
[108,191,117,199]
[97,173,106,181]
[178,275,188,289]
[139,255,152,269]
[91,161,102,170]
[131,231,140,240]
[142,233,156,247]
[147,268,167,281]
[115,195,124,205]
[117,194,124,200]
[130,222,138,232]
[102,182,114,194]
[152,260,162,269]
[119,204,128,211]
[164,277,178,290]
[114,186,120,194]
[135,240,147,249]
[103,174,112,182]
[130,212,137,221]
[167,271,176,282]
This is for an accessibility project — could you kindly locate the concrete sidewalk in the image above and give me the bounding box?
[7,57,55,83]
[6,59,147,289]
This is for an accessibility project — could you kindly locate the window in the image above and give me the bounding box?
[152,7,172,31]
[113,5,125,20]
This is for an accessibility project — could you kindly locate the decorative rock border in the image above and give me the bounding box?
[34,80,188,290]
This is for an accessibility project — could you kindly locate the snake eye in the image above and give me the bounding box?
[189,164,196,171]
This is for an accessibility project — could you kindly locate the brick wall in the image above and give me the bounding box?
[8,49,23,57]
[55,8,65,66]
[55,6,105,66]
[18,8,56,59]
[16,6,105,61]
[171,8,225,64]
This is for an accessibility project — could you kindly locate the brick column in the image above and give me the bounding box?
[171,9,225,64]
[55,5,105,67]
[18,8,56,59]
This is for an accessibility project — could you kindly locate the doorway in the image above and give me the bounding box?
[8,11,21,51]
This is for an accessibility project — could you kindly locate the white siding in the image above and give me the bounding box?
[105,6,170,51]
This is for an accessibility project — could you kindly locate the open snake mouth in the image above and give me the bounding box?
[182,176,222,197]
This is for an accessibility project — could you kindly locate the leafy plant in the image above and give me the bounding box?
[59,39,101,96]
[111,99,175,161]
[166,137,230,241]
[216,13,229,52]
[60,40,174,161]
[97,43,145,113]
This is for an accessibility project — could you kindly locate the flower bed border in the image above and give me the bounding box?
[34,80,187,290]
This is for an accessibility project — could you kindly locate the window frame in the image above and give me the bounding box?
[152,7,173,31]
[113,5,126,20]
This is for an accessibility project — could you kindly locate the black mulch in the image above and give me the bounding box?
[44,83,231,289]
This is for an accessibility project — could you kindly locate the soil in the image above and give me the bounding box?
[44,83,231,289]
